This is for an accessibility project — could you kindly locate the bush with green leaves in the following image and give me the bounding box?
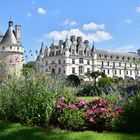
[118,93,140,132]
[58,109,85,131]
[0,74,76,127]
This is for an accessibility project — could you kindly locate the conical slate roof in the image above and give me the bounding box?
[0,24,18,46]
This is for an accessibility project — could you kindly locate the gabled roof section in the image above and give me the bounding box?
[0,21,18,46]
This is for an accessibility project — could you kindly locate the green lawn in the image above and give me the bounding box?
[0,121,140,140]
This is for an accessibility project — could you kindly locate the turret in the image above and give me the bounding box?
[0,20,24,77]
[91,41,98,71]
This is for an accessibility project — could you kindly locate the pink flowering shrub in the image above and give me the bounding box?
[83,97,124,132]
[53,96,124,131]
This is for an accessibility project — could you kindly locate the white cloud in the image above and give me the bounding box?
[26,12,32,18]
[43,29,113,43]
[37,8,47,15]
[136,6,140,13]
[83,22,105,30]
[63,19,77,26]
[126,19,132,23]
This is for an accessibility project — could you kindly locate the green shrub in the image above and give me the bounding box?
[98,77,113,87]
[0,74,76,127]
[118,93,140,132]
[58,109,85,131]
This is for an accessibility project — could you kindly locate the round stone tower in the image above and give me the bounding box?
[0,20,24,77]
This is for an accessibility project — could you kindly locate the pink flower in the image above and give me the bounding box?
[92,105,97,110]
[60,96,65,100]
[115,106,124,113]
[68,103,78,110]
[89,116,95,122]
[87,109,92,115]
[78,98,86,105]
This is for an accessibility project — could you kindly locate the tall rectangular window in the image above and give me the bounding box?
[87,60,90,65]
[107,62,109,66]
[108,69,109,75]
[79,58,83,64]
[72,59,75,64]
[72,68,75,74]
[58,59,61,64]
[130,70,132,75]
[102,61,104,67]
[119,70,121,75]
[119,63,121,67]
[115,70,117,75]
[79,66,83,74]
[113,62,115,68]
[58,68,61,74]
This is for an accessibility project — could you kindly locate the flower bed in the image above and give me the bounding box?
[53,96,124,132]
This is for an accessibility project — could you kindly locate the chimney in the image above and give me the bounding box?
[15,25,21,41]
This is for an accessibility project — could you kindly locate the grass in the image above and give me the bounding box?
[0,121,140,140]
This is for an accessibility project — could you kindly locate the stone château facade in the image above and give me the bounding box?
[0,20,24,77]
[36,36,140,80]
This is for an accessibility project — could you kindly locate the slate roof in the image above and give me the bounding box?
[0,25,18,46]
[96,49,139,58]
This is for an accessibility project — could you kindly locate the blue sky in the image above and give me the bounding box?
[0,0,140,59]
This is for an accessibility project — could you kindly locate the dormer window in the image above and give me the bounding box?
[3,46,4,50]
[79,51,83,55]
[72,50,75,55]
[10,46,12,49]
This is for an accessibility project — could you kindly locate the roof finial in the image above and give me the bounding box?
[8,16,13,27]
[52,37,54,43]
[91,41,95,52]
